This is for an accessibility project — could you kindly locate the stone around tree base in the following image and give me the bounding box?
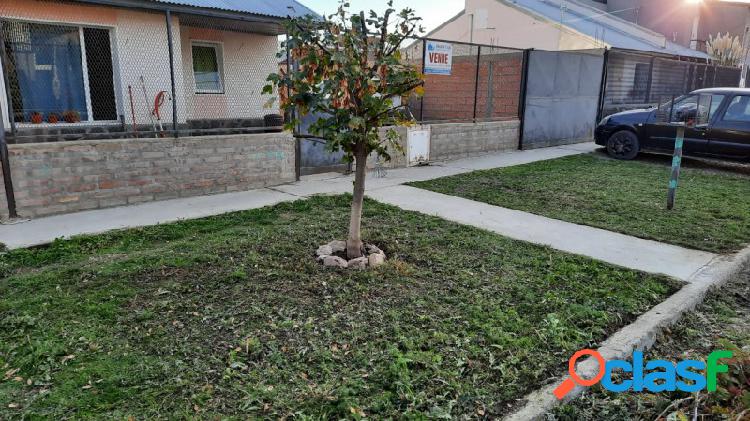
[316,240,387,269]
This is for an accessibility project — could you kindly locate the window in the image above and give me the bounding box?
[721,96,750,123]
[192,42,223,93]
[1,20,116,124]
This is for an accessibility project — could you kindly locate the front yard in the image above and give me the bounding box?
[410,153,750,253]
[551,269,750,421]
[0,195,679,418]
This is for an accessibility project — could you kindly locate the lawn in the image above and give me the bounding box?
[0,195,680,419]
[551,269,750,421]
[409,153,750,253]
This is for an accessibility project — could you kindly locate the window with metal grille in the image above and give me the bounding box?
[191,42,223,93]
[1,20,117,124]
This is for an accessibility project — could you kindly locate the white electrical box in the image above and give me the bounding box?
[407,126,430,166]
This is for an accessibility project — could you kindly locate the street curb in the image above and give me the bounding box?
[505,245,750,421]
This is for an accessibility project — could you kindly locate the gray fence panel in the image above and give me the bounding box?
[522,50,604,149]
[297,111,347,175]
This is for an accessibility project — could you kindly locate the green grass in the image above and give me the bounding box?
[0,195,680,419]
[550,270,750,421]
[409,153,750,253]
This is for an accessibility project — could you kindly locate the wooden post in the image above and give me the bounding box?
[667,126,685,210]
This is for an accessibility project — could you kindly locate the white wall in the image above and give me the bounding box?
[0,0,278,130]
[427,0,601,51]
[112,10,187,125]
[179,26,278,121]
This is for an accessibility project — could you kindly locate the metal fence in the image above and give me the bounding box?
[402,38,525,123]
[0,4,284,144]
[600,49,742,118]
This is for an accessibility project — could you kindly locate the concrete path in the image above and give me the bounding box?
[367,185,716,281]
[0,143,596,249]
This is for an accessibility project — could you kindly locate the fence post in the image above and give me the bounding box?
[473,45,481,122]
[419,38,426,122]
[165,10,179,138]
[517,49,531,150]
[596,48,609,124]
[0,100,17,219]
[0,21,17,136]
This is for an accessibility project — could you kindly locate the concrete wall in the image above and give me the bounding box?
[430,120,519,160]
[370,120,520,169]
[4,132,294,219]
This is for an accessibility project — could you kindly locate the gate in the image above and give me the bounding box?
[520,50,605,149]
[297,111,348,176]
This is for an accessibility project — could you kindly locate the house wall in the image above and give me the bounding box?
[428,0,597,51]
[0,0,188,128]
[4,132,295,218]
[1,0,278,131]
[179,26,278,121]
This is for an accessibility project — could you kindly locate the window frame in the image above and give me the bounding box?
[1,18,119,126]
[190,41,225,95]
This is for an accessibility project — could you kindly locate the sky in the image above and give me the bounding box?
[297,0,465,34]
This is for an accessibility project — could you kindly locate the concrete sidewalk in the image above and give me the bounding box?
[0,139,716,281]
[368,186,716,281]
[0,143,596,249]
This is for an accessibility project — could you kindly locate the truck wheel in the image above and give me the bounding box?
[606,131,640,160]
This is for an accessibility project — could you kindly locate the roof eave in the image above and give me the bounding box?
[70,0,315,28]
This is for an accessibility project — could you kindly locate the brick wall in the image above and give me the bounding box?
[6,133,294,219]
[412,53,523,122]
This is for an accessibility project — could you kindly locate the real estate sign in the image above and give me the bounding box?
[424,41,453,75]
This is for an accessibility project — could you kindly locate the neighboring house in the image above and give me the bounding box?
[588,0,750,56]
[425,0,711,58]
[422,0,742,116]
[0,0,316,141]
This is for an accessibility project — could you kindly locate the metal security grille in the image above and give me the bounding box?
[0,5,284,143]
[1,20,117,124]
[602,50,742,117]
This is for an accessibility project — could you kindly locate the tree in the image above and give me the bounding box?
[264,1,424,260]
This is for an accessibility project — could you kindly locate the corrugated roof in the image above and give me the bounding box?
[151,0,319,19]
[505,0,711,59]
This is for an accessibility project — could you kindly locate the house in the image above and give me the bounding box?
[586,0,750,55]
[425,0,712,58]
[0,0,317,142]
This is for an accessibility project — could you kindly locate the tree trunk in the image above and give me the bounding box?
[346,146,368,259]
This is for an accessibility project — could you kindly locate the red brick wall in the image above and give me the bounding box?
[411,53,523,122]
